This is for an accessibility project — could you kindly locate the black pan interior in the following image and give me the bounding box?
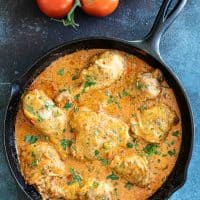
[4,38,193,200]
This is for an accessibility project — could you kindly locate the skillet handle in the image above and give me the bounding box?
[143,0,187,56]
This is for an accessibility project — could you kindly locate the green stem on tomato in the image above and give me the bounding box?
[53,0,81,28]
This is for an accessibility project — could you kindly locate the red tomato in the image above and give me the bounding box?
[36,0,74,18]
[81,0,119,17]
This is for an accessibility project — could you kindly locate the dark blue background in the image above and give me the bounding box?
[0,0,199,199]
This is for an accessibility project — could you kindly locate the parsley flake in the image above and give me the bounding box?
[24,135,38,144]
[94,150,109,166]
[172,130,179,137]
[57,68,65,76]
[60,139,73,150]
[37,115,43,123]
[168,149,176,156]
[74,93,80,101]
[30,152,38,167]
[135,81,146,90]
[67,168,82,185]
[124,182,134,190]
[143,144,159,156]
[126,142,134,148]
[139,105,147,112]
[72,75,78,80]
[106,172,119,180]
[82,76,96,93]
[64,102,73,110]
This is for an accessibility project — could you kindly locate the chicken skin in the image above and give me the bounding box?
[20,142,65,185]
[128,69,163,100]
[131,104,178,143]
[110,150,150,187]
[83,179,114,200]
[69,107,130,160]
[23,89,67,137]
[80,51,125,92]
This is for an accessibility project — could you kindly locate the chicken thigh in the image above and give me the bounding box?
[20,142,65,185]
[110,150,150,187]
[23,89,67,138]
[80,51,125,92]
[131,104,178,143]
[128,69,163,100]
[69,107,130,160]
[83,179,114,200]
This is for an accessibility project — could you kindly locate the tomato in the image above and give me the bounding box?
[81,0,119,17]
[36,0,74,18]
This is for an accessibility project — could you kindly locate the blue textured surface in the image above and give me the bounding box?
[0,0,199,199]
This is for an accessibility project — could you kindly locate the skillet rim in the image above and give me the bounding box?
[3,37,194,200]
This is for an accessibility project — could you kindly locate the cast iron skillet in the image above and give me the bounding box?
[4,0,194,199]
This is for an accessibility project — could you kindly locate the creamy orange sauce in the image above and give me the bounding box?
[15,49,182,200]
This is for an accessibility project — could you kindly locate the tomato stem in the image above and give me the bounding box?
[53,0,81,28]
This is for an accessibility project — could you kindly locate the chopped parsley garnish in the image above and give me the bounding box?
[30,152,38,167]
[67,168,82,185]
[121,90,129,97]
[84,80,96,88]
[118,89,129,98]
[59,88,67,93]
[126,142,134,148]
[168,149,176,156]
[171,140,175,145]
[165,140,175,147]
[72,75,78,80]
[37,115,43,123]
[94,150,100,156]
[135,81,146,90]
[106,91,121,109]
[25,105,35,113]
[60,139,73,150]
[25,105,41,120]
[106,172,119,180]
[139,105,147,112]
[74,93,80,101]
[63,102,73,110]
[100,158,109,166]
[94,150,109,166]
[63,128,66,133]
[143,144,159,156]
[57,68,65,76]
[124,182,134,190]
[70,128,75,133]
[30,159,38,167]
[172,130,179,137]
[82,76,96,93]
[24,135,38,144]
[107,95,115,104]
